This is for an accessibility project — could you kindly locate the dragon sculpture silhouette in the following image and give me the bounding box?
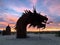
[15,7,48,38]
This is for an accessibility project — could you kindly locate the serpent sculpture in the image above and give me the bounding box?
[15,8,48,38]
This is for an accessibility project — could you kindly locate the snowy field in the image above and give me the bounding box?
[0,33,60,45]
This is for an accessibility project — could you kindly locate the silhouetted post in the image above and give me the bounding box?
[39,28,40,38]
[6,25,11,35]
[2,25,11,35]
[2,30,6,35]
[16,25,27,38]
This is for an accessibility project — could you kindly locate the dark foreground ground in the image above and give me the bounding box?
[0,33,60,45]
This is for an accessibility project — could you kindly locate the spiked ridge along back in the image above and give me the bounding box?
[15,8,48,38]
[15,9,48,29]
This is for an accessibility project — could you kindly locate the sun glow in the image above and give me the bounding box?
[0,23,60,32]
[0,27,60,32]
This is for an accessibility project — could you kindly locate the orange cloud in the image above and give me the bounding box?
[4,13,18,23]
[0,22,8,30]
[0,22,8,26]
[10,23,15,28]
[0,13,18,30]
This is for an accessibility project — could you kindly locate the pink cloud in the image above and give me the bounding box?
[43,0,60,6]
[43,0,60,15]
[49,4,60,15]
[0,13,18,29]
[0,22,15,29]
[4,13,18,24]
[0,22,8,26]
[40,12,48,16]
[4,13,18,23]
[58,23,60,26]
[43,0,50,6]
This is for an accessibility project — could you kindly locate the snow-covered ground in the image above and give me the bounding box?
[0,33,60,45]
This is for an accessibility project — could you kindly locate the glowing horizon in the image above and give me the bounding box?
[0,25,60,32]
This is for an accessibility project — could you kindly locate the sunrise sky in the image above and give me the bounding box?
[0,0,60,31]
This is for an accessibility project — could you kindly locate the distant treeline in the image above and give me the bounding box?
[0,31,60,35]
[27,31,60,34]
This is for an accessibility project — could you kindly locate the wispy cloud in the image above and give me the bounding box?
[43,0,60,15]
[9,5,31,13]
[4,13,18,23]
[0,22,8,26]
[49,5,60,15]
[30,0,38,6]
[0,13,18,28]
[43,0,50,6]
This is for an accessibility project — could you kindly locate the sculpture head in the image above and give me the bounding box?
[15,9,48,30]
[15,7,48,38]
[27,11,48,28]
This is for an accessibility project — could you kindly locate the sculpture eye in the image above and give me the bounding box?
[42,22,46,24]
[44,20,47,23]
